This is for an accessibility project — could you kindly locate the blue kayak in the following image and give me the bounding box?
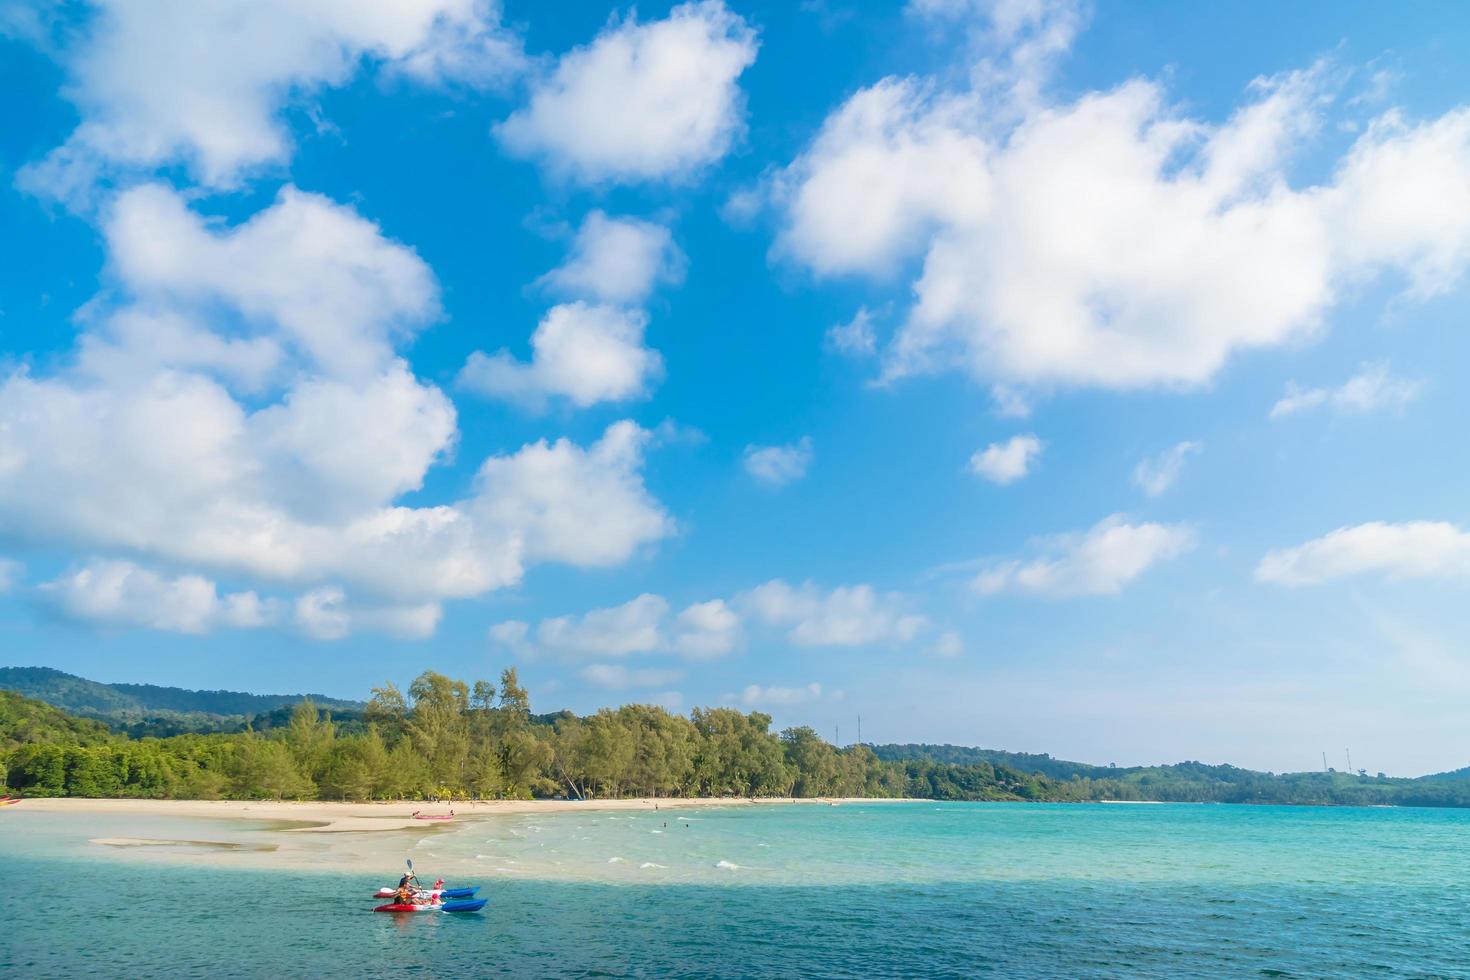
[439,899,487,913]
[372,886,478,900]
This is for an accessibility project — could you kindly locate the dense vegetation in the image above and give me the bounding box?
[0,666,364,739]
[0,671,906,801]
[7,671,1470,807]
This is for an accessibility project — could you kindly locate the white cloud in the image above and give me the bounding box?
[538,211,685,305]
[491,594,739,662]
[42,559,277,634]
[825,308,878,356]
[472,421,675,568]
[105,183,440,381]
[0,558,21,595]
[931,630,964,658]
[293,586,442,641]
[0,187,674,638]
[739,579,928,647]
[18,0,526,195]
[671,599,741,658]
[1256,521,1470,586]
[1270,362,1424,419]
[769,35,1470,394]
[492,594,669,659]
[580,663,686,690]
[743,437,814,487]
[974,515,1196,596]
[741,682,822,707]
[458,303,663,409]
[1132,440,1202,497]
[969,434,1042,484]
[496,0,758,183]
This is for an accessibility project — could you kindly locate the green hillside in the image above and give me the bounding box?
[871,743,1123,780]
[0,689,114,752]
[0,666,364,735]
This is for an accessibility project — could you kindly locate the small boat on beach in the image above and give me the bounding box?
[0,797,20,807]
[410,810,454,821]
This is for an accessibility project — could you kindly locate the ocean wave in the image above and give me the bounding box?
[608,856,627,864]
[639,862,666,869]
[715,860,740,870]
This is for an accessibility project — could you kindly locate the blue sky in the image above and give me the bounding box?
[3,0,1470,775]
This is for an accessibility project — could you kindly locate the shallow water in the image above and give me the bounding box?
[4,802,1469,977]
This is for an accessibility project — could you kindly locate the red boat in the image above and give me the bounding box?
[410,811,454,821]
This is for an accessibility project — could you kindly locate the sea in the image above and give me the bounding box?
[3,801,1469,977]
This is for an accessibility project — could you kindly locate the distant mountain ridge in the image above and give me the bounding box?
[0,666,363,725]
[869,743,1125,780]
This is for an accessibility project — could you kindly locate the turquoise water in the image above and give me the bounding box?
[4,802,1470,977]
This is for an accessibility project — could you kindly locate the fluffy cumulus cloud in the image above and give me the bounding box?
[472,421,675,568]
[670,599,741,658]
[496,0,758,183]
[19,0,526,198]
[739,580,928,647]
[461,211,680,410]
[491,579,939,661]
[0,558,21,595]
[740,682,822,707]
[974,515,1196,597]
[1133,440,1203,497]
[769,5,1470,395]
[537,211,686,305]
[580,663,686,690]
[293,587,442,641]
[491,593,739,661]
[0,187,674,638]
[103,183,440,381]
[1256,521,1470,586]
[825,308,878,356]
[459,303,663,410]
[969,434,1042,484]
[41,560,277,634]
[1270,362,1424,419]
[743,437,814,487]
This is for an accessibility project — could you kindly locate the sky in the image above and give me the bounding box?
[2,0,1470,776]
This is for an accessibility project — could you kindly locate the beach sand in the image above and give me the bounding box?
[6,796,905,874]
[14,796,880,832]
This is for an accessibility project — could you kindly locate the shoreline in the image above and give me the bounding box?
[9,796,910,832]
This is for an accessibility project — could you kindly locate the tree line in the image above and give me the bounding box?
[8,675,1470,807]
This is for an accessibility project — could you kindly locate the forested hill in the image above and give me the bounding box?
[870,743,1122,780]
[0,667,363,721]
[0,690,114,752]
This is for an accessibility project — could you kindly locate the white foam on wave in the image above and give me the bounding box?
[715,860,740,870]
[608,856,627,864]
[639,862,666,869]
[650,829,663,834]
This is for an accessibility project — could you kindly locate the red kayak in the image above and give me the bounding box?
[411,813,453,821]
[374,898,486,913]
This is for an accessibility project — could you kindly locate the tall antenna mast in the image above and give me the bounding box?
[1323,751,1328,773]
[835,724,839,747]
[1346,748,1353,774]
[857,715,862,747]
